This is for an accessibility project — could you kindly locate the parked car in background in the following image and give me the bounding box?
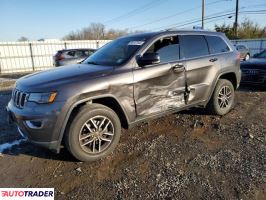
[7,30,241,162]
[236,44,250,61]
[53,48,96,66]
[240,49,266,86]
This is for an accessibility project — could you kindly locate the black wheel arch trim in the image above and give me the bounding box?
[205,71,238,107]
[55,94,130,153]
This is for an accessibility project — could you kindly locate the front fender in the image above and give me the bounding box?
[55,94,131,153]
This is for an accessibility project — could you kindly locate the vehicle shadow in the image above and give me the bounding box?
[2,141,78,162]
[0,73,30,79]
[178,107,211,116]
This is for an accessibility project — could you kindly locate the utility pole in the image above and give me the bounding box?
[202,0,205,29]
[234,0,239,37]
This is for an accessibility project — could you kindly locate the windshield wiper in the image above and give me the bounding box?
[87,61,100,65]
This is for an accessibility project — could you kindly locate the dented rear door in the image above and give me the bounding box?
[179,34,221,105]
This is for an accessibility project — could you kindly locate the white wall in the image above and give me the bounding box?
[0,40,111,74]
[1,38,266,74]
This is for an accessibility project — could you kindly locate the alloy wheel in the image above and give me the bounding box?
[218,86,232,109]
[79,115,114,154]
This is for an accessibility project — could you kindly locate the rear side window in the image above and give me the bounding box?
[206,36,230,54]
[75,51,84,57]
[66,51,75,57]
[236,45,243,50]
[84,50,95,56]
[180,35,209,59]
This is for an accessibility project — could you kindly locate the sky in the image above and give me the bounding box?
[0,0,265,41]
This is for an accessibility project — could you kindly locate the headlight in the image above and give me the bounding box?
[28,92,57,104]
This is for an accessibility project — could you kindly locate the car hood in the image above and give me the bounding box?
[240,58,266,70]
[16,64,114,90]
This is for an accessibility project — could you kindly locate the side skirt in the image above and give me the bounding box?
[128,100,207,129]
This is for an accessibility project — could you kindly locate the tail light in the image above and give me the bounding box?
[236,52,241,61]
[55,52,64,61]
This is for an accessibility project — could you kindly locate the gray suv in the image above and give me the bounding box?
[236,44,250,61]
[53,48,96,67]
[7,30,241,162]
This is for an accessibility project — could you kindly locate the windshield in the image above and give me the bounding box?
[256,50,266,58]
[84,36,150,66]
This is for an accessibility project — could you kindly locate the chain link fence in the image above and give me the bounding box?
[0,40,111,74]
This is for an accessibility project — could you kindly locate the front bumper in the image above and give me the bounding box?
[16,127,59,151]
[6,100,66,152]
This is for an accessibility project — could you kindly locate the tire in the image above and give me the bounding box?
[207,79,235,115]
[244,53,250,61]
[64,103,121,162]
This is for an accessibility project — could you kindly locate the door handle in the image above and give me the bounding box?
[172,63,185,73]
[209,58,218,62]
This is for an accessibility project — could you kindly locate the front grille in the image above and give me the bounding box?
[241,69,266,83]
[12,89,29,108]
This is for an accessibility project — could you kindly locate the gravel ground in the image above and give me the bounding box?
[0,78,265,200]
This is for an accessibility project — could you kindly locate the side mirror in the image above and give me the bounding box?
[136,52,160,67]
[253,53,258,58]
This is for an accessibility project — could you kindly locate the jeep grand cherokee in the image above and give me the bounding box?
[7,30,241,161]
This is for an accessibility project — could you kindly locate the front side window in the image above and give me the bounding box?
[206,36,230,54]
[180,35,209,59]
[84,36,150,66]
[145,36,180,63]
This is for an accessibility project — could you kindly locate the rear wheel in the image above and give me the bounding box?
[64,104,121,162]
[207,79,235,115]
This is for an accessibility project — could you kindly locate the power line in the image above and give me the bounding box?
[103,0,165,25]
[241,10,266,13]
[174,13,235,29]
[151,6,265,31]
[152,8,237,30]
[177,10,266,29]
[126,2,266,31]
[157,10,266,30]
[193,11,266,28]
[127,0,225,30]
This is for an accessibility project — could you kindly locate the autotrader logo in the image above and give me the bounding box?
[0,188,54,200]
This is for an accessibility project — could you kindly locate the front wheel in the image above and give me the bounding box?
[64,104,121,162]
[207,79,235,115]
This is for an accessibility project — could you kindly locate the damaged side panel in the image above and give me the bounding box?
[72,67,136,123]
[133,63,186,117]
[184,55,221,105]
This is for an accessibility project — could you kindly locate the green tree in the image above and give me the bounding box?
[17,36,29,42]
[215,19,266,39]
[238,19,266,39]
[63,23,131,40]
[215,24,235,39]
